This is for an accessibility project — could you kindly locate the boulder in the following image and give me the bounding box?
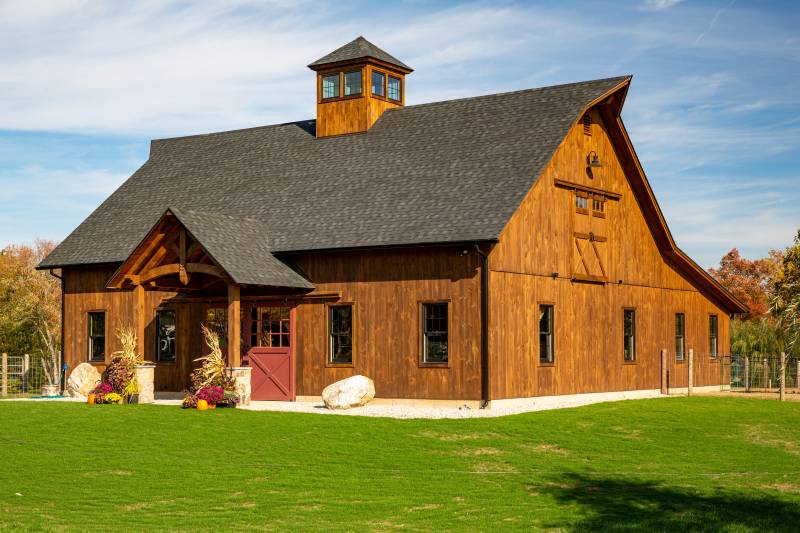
[322,375,375,410]
[66,363,102,399]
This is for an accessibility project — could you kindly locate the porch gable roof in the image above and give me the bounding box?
[108,207,314,291]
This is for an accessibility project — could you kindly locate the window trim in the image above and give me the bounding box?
[538,302,555,367]
[343,69,363,97]
[387,74,402,102]
[155,308,177,364]
[326,302,356,368]
[318,68,364,103]
[418,300,451,368]
[87,310,107,364]
[708,313,719,362]
[370,68,387,99]
[623,307,636,364]
[675,312,686,363]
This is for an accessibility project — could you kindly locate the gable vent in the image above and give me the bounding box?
[582,114,591,136]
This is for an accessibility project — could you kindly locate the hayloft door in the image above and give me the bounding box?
[243,305,295,401]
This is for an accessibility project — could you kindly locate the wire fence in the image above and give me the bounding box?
[0,353,62,398]
[730,353,798,396]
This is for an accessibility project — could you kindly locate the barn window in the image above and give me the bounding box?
[592,195,606,214]
[329,305,353,365]
[422,302,448,364]
[583,114,591,136]
[87,312,106,362]
[388,75,402,101]
[675,313,686,362]
[709,315,718,360]
[155,310,176,362]
[322,73,340,99]
[539,304,554,364]
[575,191,589,210]
[623,309,636,362]
[344,70,362,96]
[371,70,386,97]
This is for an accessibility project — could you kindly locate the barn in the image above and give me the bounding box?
[39,37,745,406]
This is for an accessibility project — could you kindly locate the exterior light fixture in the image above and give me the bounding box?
[587,151,602,168]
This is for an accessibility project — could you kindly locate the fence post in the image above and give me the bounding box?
[763,357,768,392]
[745,356,750,392]
[687,349,694,396]
[1,353,6,397]
[23,354,30,393]
[661,349,668,395]
[720,354,724,391]
[780,352,786,401]
[796,356,800,393]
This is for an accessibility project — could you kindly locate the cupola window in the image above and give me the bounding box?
[371,71,386,97]
[388,75,402,101]
[344,70,362,96]
[322,73,340,99]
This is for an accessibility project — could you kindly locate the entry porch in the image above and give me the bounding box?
[106,208,317,400]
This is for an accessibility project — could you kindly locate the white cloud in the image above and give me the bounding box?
[638,0,683,12]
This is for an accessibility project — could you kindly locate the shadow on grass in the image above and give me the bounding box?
[536,473,800,532]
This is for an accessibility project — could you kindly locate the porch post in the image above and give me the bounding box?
[227,284,241,367]
[135,283,146,357]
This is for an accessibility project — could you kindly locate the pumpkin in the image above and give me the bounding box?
[208,403,216,409]
[87,393,96,405]
[196,399,209,410]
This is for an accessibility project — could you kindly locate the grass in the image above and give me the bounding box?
[1,396,800,532]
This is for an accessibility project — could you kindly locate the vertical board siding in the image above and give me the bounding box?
[292,247,482,400]
[488,108,730,399]
[63,266,200,392]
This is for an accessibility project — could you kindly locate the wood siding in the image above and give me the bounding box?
[63,266,203,392]
[291,247,482,400]
[62,247,482,400]
[487,108,730,399]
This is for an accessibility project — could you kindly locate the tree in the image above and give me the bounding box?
[0,240,62,383]
[708,248,783,320]
[772,230,800,355]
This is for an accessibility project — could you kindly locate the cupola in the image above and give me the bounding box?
[308,36,413,138]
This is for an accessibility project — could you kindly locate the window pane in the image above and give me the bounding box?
[329,305,353,364]
[88,312,105,362]
[388,76,401,101]
[539,305,554,364]
[624,309,635,362]
[675,313,685,361]
[423,303,448,363]
[371,71,385,97]
[709,315,718,359]
[156,310,176,362]
[344,70,362,96]
[322,73,340,99]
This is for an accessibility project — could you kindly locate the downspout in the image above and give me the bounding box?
[48,269,65,394]
[474,244,490,409]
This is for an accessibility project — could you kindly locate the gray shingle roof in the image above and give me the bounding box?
[40,76,630,272]
[308,36,412,71]
[168,208,313,289]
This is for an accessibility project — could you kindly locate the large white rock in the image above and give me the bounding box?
[66,363,102,399]
[322,375,375,410]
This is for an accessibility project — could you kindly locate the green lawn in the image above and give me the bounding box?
[1,397,800,532]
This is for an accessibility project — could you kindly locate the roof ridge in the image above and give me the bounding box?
[401,75,631,111]
[151,76,630,144]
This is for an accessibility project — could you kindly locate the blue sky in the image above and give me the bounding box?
[1,0,798,267]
